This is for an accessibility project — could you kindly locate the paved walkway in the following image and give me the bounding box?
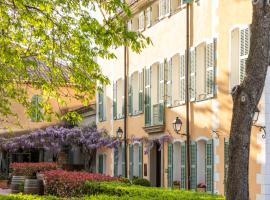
[0,188,11,195]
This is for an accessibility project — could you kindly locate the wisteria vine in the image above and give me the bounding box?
[0,126,120,154]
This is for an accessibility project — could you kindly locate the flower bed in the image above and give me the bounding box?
[10,162,59,177]
[43,170,120,197]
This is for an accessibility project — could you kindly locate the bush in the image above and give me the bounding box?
[84,182,225,200]
[43,170,120,197]
[131,177,150,187]
[10,162,59,177]
[0,194,58,200]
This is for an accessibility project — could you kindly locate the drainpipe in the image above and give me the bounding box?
[185,2,191,190]
[124,46,128,178]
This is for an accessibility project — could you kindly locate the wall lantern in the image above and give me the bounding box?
[172,117,183,134]
[116,127,123,139]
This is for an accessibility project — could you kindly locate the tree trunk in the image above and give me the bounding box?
[227,1,270,200]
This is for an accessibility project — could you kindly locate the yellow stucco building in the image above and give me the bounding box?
[96,1,268,199]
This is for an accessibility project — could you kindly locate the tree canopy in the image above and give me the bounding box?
[0,0,150,124]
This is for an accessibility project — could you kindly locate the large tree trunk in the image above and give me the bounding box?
[227,1,270,200]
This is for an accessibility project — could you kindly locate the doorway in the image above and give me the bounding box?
[150,142,161,187]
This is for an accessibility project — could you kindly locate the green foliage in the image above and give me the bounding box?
[0,0,151,123]
[131,177,150,187]
[0,194,58,200]
[84,181,224,200]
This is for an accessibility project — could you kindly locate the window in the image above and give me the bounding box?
[230,26,250,91]
[166,58,172,107]
[127,20,132,31]
[206,39,216,97]
[159,0,170,19]
[31,95,43,122]
[98,86,106,122]
[98,154,106,174]
[189,49,196,101]
[146,7,152,27]
[179,53,186,103]
[195,42,206,100]
[114,79,124,119]
[128,71,144,116]
[139,11,145,31]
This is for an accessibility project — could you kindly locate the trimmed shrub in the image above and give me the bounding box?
[131,177,150,187]
[0,194,58,200]
[10,162,59,177]
[43,170,120,197]
[84,182,225,200]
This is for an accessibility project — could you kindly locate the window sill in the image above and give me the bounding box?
[130,111,143,117]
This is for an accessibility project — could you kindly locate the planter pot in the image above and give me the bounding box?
[173,184,180,190]
[11,176,25,194]
[197,187,206,192]
[0,180,9,189]
[24,179,42,195]
[36,173,44,195]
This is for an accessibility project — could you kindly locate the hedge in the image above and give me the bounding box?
[84,182,225,200]
[10,162,59,177]
[0,194,58,200]
[43,170,121,197]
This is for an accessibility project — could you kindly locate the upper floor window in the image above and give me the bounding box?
[113,79,124,119]
[97,85,106,122]
[128,71,144,116]
[159,0,170,18]
[139,11,145,31]
[30,95,43,122]
[230,26,250,91]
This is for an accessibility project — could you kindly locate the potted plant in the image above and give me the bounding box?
[173,181,180,189]
[0,174,9,189]
[197,183,206,192]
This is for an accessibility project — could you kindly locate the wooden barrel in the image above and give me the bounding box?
[11,176,25,194]
[24,179,41,194]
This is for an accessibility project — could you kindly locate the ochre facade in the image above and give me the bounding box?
[97,1,264,199]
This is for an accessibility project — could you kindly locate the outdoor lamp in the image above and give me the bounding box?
[116,127,123,139]
[253,107,260,125]
[173,117,182,134]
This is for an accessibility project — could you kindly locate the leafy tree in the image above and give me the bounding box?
[0,0,150,123]
[227,1,270,199]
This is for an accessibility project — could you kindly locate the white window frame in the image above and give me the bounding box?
[139,11,145,31]
[146,7,152,27]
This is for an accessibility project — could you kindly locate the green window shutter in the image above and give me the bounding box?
[114,148,118,177]
[224,138,229,195]
[144,67,151,126]
[168,143,173,188]
[31,95,43,122]
[139,143,143,178]
[98,154,104,174]
[180,142,186,189]
[190,49,196,100]
[98,91,104,122]
[190,141,197,190]
[113,82,117,119]
[158,103,164,124]
[179,54,186,103]
[122,143,126,177]
[166,58,172,107]
[122,80,125,118]
[239,27,250,83]
[206,39,216,96]
[129,144,134,179]
[159,62,165,103]
[138,71,144,113]
[206,139,214,194]
[128,75,133,115]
